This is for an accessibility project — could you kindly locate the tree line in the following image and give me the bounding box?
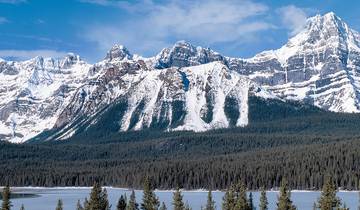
[2,136,360,190]
[2,177,359,210]
[2,97,360,190]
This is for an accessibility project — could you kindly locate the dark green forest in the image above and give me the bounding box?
[1,97,360,190]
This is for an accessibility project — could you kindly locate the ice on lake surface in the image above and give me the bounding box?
[2,187,360,210]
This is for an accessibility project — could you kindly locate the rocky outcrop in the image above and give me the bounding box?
[1,12,360,142]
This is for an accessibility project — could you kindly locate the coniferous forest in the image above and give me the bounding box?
[1,177,356,210]
[1,98,360,190]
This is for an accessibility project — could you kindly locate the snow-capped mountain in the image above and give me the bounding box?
[1,12,360,143]
[45,54,272,141]
[228,12,360,112]
[0,54,91,143]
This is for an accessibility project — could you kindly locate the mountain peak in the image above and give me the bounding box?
[266,11,359,66]
[105,44,132,61]
[59,53,83,69]
[154,40,224,69]
[307,11,347,31]
[323,11,336,18]
[173,40,196,49]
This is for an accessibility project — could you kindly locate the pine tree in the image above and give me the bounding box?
[87,182,110,210]
[55,199,63,210]
[76,200,84,210]
[19,205,25,210]
[317,177,341,210]
[84,198,90,210]
[276,179,296,210]
[222,186,236,210]
[234,182,249,210]
[205,190,215,210]
[259,188,268,210]
[337,203,349,210]
[173,188,185,210]
[1,186,11,210]
[117,195,127,210]
[159,202,167,210]
[312,202,317,210]
[358,181,360,210]
[185,203,192,210]
[248,192,254,210]
[88,182,102,210]
[100,188,110,210]
[141,177,159,210]
[126,190,139,210]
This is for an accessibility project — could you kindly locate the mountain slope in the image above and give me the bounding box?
[228,12,360,112]
[1,12,360,143]
[0,54,90,143]
[36,61,275,142]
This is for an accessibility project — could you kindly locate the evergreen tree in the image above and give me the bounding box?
[222,187,236,210]
[1,186,11,210]
[184,203,192,210]
[358,181,360,210]
[312,202,317,210]
[159,202,167,210]
[76,200,84,210]
[173,188,185,210]
[317,177,341,210]
[84,198,90,210]
[19,205,24,210]
[87,182,110,210]
[205,190,215,210]
[88,183,102,210]
[259,188,268,210]
[337,203,349,210]
[100,188,110,210]
[117,195,127,210]
[248,192,254,210]
[141,177,159,210]
[126,190,139,210]
[276,179,296,210]
[55,199,63,210]
[234,182,249,210]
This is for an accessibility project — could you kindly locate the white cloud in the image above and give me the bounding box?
[78,0,110,6]
[36,19,45,24]
[79,0,155,12]
[0,0,26,4]
[0,17,8,24]
[278,5,308,35]
[0,49,67,60]
[82,0,271,56]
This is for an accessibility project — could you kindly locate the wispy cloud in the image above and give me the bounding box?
[78,0,110,5]
[0,0,26,4]
[35,19,45,24]
[277,5,309,35]
[79,0,154,12]
[82,0,271,56]
[0,17,9,24]
[0,33,54,42]
[0,49,67,60]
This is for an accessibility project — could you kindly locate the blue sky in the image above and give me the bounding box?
[0,0,360,63]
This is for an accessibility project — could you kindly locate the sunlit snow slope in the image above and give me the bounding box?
[1,12,360,142]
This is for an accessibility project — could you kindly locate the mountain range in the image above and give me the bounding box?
[1,12,360,143]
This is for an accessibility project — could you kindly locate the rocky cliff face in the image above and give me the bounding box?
[0,54,90,142]
[154,40,226,69]
[47,58,272,141]
[1,12,359,142]
[228,12,360,112]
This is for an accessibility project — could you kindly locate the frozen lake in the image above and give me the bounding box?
[2,187,359,210]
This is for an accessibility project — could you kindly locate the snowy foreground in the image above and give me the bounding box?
[4,187,360,210]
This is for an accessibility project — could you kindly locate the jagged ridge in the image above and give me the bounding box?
[1,12,360,142]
